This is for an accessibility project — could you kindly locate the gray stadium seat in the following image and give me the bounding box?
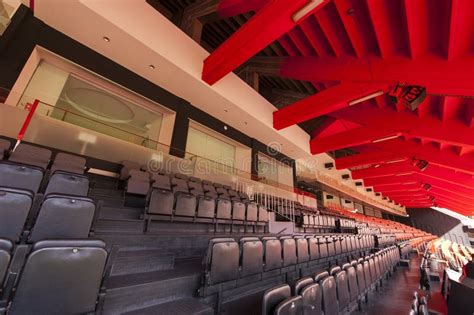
[216,199,232,222]
[151,173,171,190]
[239,237,263,277]
[51,152,86,174]
[120,160,141,180]
[262,284,291,315]
[280,236,297,267]
[314,271,329,283]
[356,263,367,295]
[29,195,95,242]
[345,265,359,303]
[203,184,218,198]
[171,177,189,194]
[307,237,319,261]
[188,181,204,196]
[174,193,197,218]
[258,206,269,223]
[216,187,230,199]
[44,171,89,197]
[363,260,371,290]
[147,188,174,217]
[321,276,338,315]
[294,276,313,295]
[196,195,216,220]
[9,143,51,169]
[8,239,107,314]
[205,238,239,285]
[0,162,43,193]
[0,187,33,242]
[301,282,323,315]
[126,170,150,196]
[334,269,350,311]
[246,203,258,222]
[274,296,303,315]
[295,237,309,264]
[0,139,11,159]
[232,201,246,223]
[0,238,12,290]
[263,237,282,271]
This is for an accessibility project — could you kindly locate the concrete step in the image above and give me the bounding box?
[99,206,142,220]
[122,298,214,315]
[111,248,175,276]
[95,218,145,234]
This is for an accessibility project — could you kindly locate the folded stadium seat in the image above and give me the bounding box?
[307,237,319,262]
[195,195,216,223]
[171,177,189,194]
[316,237,329,263]
[261,284,291,315]
[0,239,12,291]
[188,181,205,196]
[374,255,383,281]
[367,257,377,289]
[245,203,258,232]
[326,237,336,259]
[280,236,297,269]
[213,183,223,188]
[262,237,283,272]
[215,199,232,230]
[332,267,351,313]
[9,143,51,169]
[203,183,219,198]
[151,173,171,190]
[188,176,201,183]
[120,160,141,180]
[302,214,310,228]
[257,206,269,231]
[44,171,89,197]
[321,276,339,315]
[50,152,86,174]
[173,173,188,180]
[228,189,239,198]
[362,260,372,293]
[145,188,174,226]
[350,236,357,254]
[29,195,96,242]
[8,239,107,314]
[0,162,44,193]
[0,187,33,242]
[238,191,250,202]
[174,193,197,221]
[355,263,367,301]
[295,236,309,265]
[231,201,246,231]
[274,295,303,315]
[202,238,239,294]
[216,187,230,200]
[340,236,348,256]
[0,139,11,159]
[293,276,313,295]
[126,170,150,196]
[239,237,263,278]
[300,282,322,314]
[314,271,329,284]
[344,264,361,309]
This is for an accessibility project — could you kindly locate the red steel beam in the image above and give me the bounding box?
[274,81,389,130]
[335,151,408,170]
[202,0,330,85]
[217,0,268,17]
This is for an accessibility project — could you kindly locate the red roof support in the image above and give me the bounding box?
[202,0,330,85]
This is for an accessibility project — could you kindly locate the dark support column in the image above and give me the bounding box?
[169,102,191,158]
[291,159,297,189]
[250,139,259,180]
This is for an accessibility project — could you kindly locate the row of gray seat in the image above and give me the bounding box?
[262,245,401,315]
[0,186,96,243]
[302,214,338,229]
[375,234,397,248]
[200,234,376,296]
[0,141,86,174]
[0,238,107,314]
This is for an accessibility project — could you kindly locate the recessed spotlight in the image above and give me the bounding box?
[103,36,110,42]
[224,109,228,113]
[223,125,228,130]
[149,65,155,70]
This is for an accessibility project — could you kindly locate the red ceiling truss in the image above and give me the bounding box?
[202,0,474,215]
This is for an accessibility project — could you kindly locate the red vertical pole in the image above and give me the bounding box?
[30,0,35,13]
[14,99,39,150]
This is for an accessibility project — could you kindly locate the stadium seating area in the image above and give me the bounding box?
[0,140,436,314]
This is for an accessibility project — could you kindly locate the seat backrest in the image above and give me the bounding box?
[151,173,171,190]
[0,238,12,288]
[45,171,89,197]
[363,260,371,288]
[296,237,309,263]
[120,160,141,180]
[188,181,204,195]
[345,265,359,302]
[262,284,291,315]
[127,169,150,195]
[321,276,338,315]
[308,237,319,261]
[51,153,86,174]
[239,237,263,277]
[258,206,269,222]
[326,237,335,257]
[196,195,215,218]
[9,239,107,314]
[263,237,282,271]
[274,296,303,315]
[29,195,95,242]
[246,203,258,222]
[317,237,328,258]
[294,276,313,295]
[216,199,232,219]
[232,201,246,221]
[356,263,367,293]
[147,188,174,215]
[0,162,43,192]
[206,238,239,285]
[9,143,51,169]
[335,270,350,309]
[301,283,322,315]
[368,258,377,283]
[0,187,33,242]
[281,237,297,267]
[174,193,197,217]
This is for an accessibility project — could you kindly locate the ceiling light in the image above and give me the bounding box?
[149,65,155,70]
[348,90,384,106]
[223,125,228,130]
[292,0,325,22]
[224,109,228,113]
[102,36,110,42]
[372,134,400,143]
[386,158,406,164]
